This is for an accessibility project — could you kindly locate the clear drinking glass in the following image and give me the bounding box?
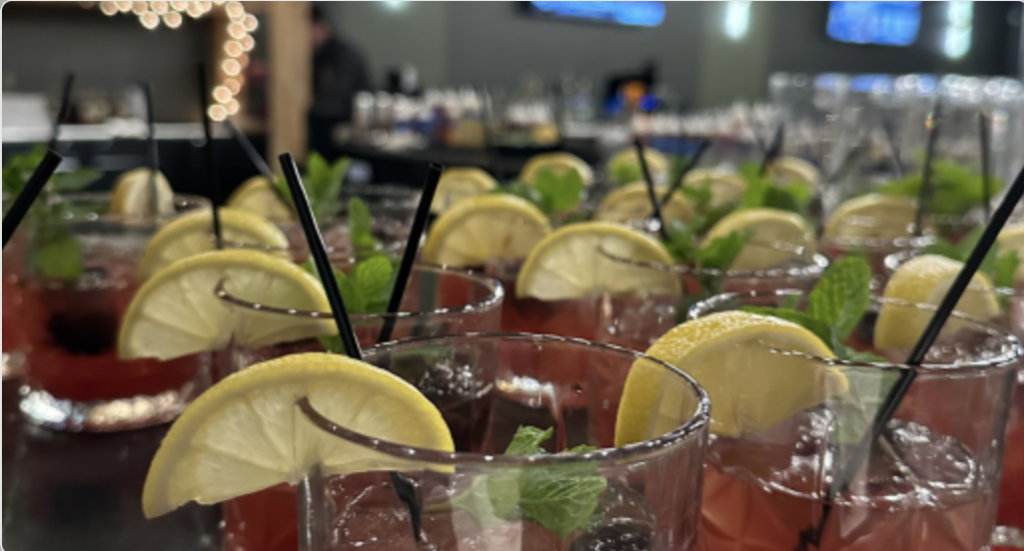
[287,333,711,551]
[484,258,601,340]
[18,192,213,431]
[3,191,28,381]
[689,289,1021,551]
[597,243,828,351]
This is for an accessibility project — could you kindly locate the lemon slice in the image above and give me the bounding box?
[142,352,454,518]
[594,181,694,224]
[876,254,1000,350]
[767,156,820,186]
[704,208,817,271]
[683,169,747,207]
[519,152,594,187]
[110,168,175,216]
[998,225,1024,284]
[431,167,498,214]
[824,193,918,241]
[516,222,680,300]
[422,194,551,267]
[226,176,295,222]
[120,249,332,361]
[616,311,843,443]
[607,148,670,185]
[137,207,290,282]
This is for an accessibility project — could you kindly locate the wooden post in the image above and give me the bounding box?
[266,1,311,164]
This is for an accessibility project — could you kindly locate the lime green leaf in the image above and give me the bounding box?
[663,219,698,265]
[806,256,872,341]
[696,230,751,271]
[519,468,607,537]
[920,239,962,261]
[495,181,545,212]
[534,167,584,213]
[33,232,84,280]
[350,256,394,306]
[996,250,1019,290]
[505,426,553,455]
[347,197,380,249]
[51,168,102,192]
[741,306,835,347]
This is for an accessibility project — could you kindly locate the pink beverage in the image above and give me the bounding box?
[3,225,27,379]
[995,372,1024,551]
[18,193,211,432]
[690,290,1020,551]
[293,334,710,551]
[221,266,504,551]
[484,258,599,340]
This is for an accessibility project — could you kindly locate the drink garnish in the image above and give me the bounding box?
[498,166,585,217]
[271,151,351,223]
[921,226,1020,291]
[422,194,552,267]
[346,195,384,255]
[879,159,1002,218]
[739,161,814,217]
[449,425,606,538]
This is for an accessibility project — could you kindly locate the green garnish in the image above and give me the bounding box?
[2,145,102,280]
[299,255,397,352]
[497,167,584,216]
[878,159,1002,217]
[273,152,351,223]
[920,227,1020,290]
[739,161,813,217]
[449,425,606,537]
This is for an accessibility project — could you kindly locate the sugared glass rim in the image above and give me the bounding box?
[884,248,1021,296]
[599,241,829,280]
[298,332,711,466]
[688,288,1022,373]
[43,191,210,225]
[215,263,504,322]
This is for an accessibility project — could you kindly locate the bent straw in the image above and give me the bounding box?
[659,138,711,207]
[806,160,1024,547]
[914,101,942,237]
[279,153,362,360]
[196,63,223,248]
[225,119,292,207]
[378,163,444,344]
[49,73,75,150]
[3,150,63,248]
[634,137,668,240]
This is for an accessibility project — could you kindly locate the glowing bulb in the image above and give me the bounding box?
[208,104,228,121]
[240,35,255,52]
[224,40,243,57]
[116,1,132,11]
[199,1,212,12]
[132,1,148,14]
[186,2,203,17]
[224,99,239,115]
[724,1,751,40]
[169,1,186,10]
[100,1,119,15]
[150,1,168,14]
[242,13,258,31]
[213,85,233,103]
[163,10,182,27]
[140,11,160,29]
[222,59,242,76]
[225,1,244,19]
[224,78,241,94]
[228,22,246,39]
[236,53,249,68]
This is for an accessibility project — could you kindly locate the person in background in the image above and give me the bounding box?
[309,5,371,156]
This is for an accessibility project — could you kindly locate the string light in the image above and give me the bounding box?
[92,1,257,121]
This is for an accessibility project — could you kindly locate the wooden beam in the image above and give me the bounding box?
[265,1,311,165]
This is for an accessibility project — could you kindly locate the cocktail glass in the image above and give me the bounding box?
[289,333,710,551]
[219,266,504,551]
[689,289,1021,551]
[18,192,214,432]
[484,258,600,340]
[597,242,828,351]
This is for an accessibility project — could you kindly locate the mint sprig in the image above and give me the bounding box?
[346,196,386,259]
[497,167,583,216]
[738,162,813,217]
[879,159,1001,217]
[299,255,396,352]
[274,152,351,223]
[449,426,606,538]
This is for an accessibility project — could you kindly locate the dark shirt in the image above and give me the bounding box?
[311,37,371,121]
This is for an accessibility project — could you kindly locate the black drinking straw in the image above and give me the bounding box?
[914,102,942,238]
[805,160,1024,547]
[142,82,161,214]
[197,63,223,248]
[2,150,63,248]
[633,137,668,240]
[979,112,992,221]
[279,153,363,360]
[758,122,785,177]
[659,138,711,207]
[225,119,292,206]
[378,163,444,344]
[49,73,75,150]
[882,118,904,179]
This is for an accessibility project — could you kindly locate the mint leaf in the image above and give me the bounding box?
[33,231,84,280]
[696,230,752,271]
[763,182,811,216]
[663,219,698,265]
[496,181,545,210]
[347,197,381,251]
[519,468,607,537]
[534,167,584,214]
[350,256,394,309]
[996,250,1019,290]
[51,168,102,192]
[920,239,962,261]
[806,256,871,341]
[505,426,553,456]
[879,160,1002,217]
[741,306,835,347]
[282,153,350,222]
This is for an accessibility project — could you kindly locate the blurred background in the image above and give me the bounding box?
[2,1,1022,196]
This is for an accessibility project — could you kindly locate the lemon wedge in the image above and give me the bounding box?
[110,167,175,216]
[683,169,747,208]
[520,152,594,187]
[516,221,680,300]
[120,249,332,361]
[431,167,499,214]
[226,176,295,222]
[767,156,820,187]
[142,352,454,518]
[876,254,1000,350]
[616,311,843,443]
[422,194,551,267]
[704,208,817,270]
[594,181,694,225]
[824,193,919,241]
[607,147,670,185]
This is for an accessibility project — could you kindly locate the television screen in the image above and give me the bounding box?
[827,1,921,46]
[528,1,666,27]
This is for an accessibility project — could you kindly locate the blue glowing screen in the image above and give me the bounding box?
[529,1,666,27]
[827,1,921,46]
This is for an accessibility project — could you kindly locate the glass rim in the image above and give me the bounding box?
[687,288,1022,373]
[44,191,210,224]
[298,332,711,466]
[598,242,829,279]
[884,248,1021,295]
[819,232,935,251]
[215,263,504,321]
